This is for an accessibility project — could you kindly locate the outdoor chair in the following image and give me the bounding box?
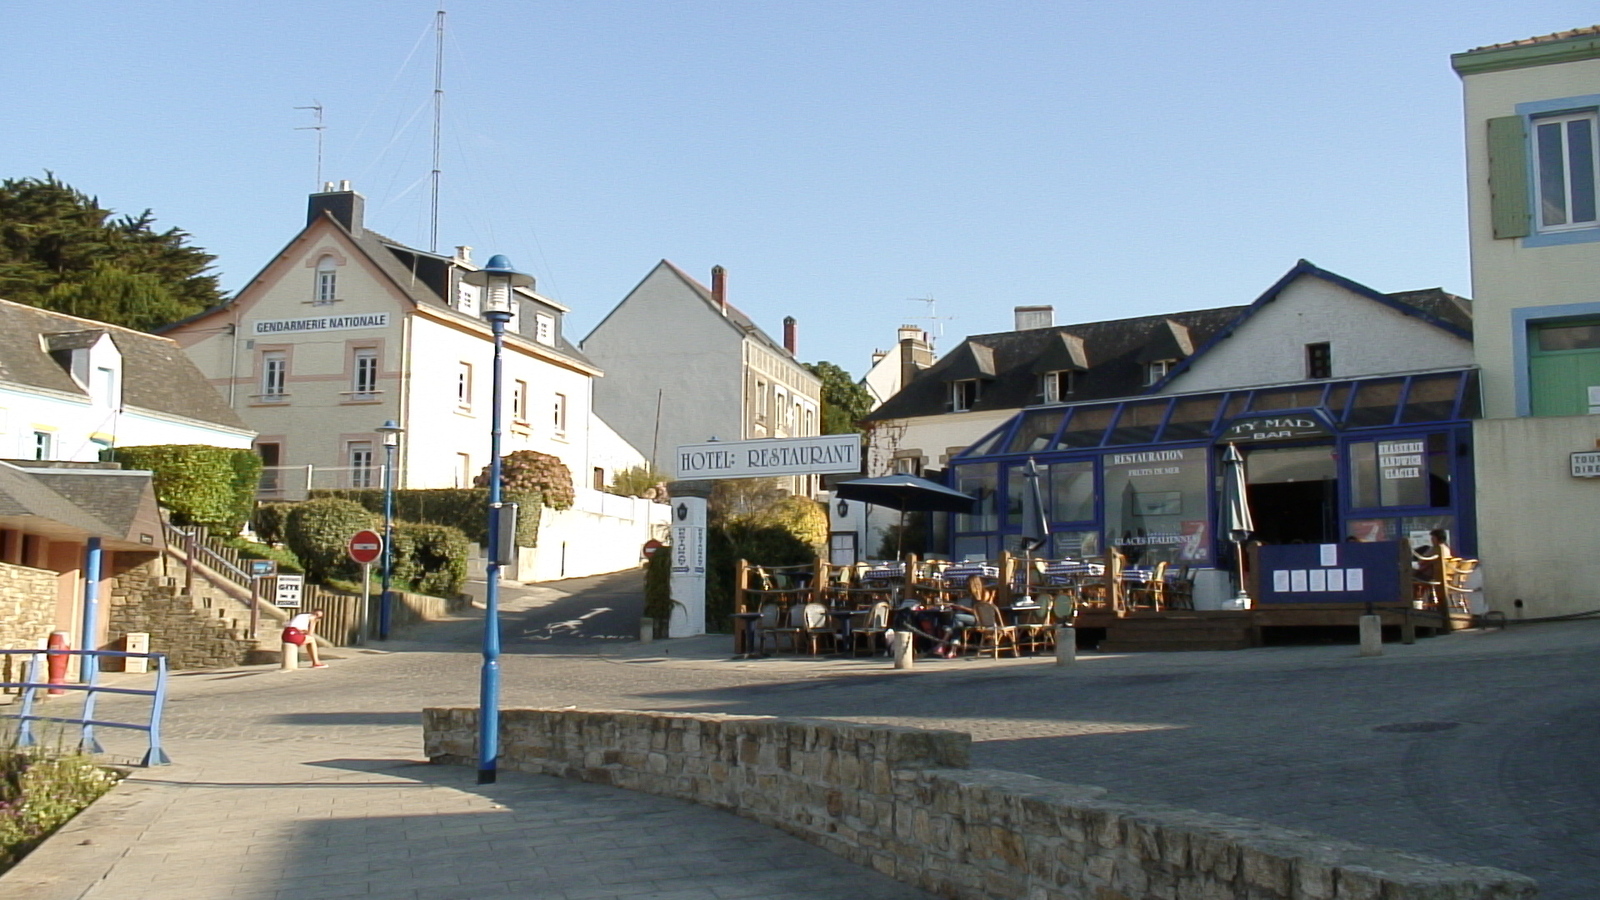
[964,600,1018,658]
[797,602,834,655]
[758,602,800,653]
[851,601,892,657]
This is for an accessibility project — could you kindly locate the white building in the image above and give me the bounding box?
[0,298,252,458]
[165,183,661,580]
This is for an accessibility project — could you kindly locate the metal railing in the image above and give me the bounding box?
[1,649,171,766]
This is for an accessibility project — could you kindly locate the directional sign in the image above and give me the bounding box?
[274,574,304,608]
[348,529,384,565]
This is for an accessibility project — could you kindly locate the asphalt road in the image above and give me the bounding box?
[88,569,1600,898]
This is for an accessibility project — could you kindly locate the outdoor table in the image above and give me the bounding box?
[828,608,860,648]
[943,564,999,581]
[732,611,764,658]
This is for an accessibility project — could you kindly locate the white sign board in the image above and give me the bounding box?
[1573,450,1600,477]
[274,574,304,608]
[252,313,389,336]
[676,434,861,480]
[667,498,707,638]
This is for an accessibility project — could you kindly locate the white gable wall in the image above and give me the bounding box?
[1166,275,1472,394]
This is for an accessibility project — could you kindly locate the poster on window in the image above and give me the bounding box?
[1179,520,1208,561]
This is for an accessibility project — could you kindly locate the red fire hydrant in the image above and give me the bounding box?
[46,631,71,695]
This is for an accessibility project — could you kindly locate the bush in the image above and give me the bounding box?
[251,502,293,546]
[283,498,378,583]
[643,547,674,631]
[475,450,574,510]
[396,522,469,598]
[112,445,261,535]
[0,747,120,873]
[607,465,668,499]
[698,482,826,632]
[311,488,540,548]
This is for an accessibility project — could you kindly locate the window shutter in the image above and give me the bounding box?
[1486,115,1531,239]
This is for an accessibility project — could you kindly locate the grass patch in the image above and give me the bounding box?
[0,745,121,873]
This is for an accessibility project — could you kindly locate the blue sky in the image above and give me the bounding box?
[5,2,1596,378]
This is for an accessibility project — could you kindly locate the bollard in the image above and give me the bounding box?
[1358,614,1383,657]
[1054,626,1076,666]
[280,640,299,671]
[889,630,914,670]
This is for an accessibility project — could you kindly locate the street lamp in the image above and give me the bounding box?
[461,253,532,785]
[377,419,404,640]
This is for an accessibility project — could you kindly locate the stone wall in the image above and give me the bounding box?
[107,554,260,670]
[423,708,1538,900]
[0,561,61,649]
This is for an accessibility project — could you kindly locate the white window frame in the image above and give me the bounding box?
[1042,370,1075,403]
[456,362,473,410]
[351,348,379,400]
[1145,360,1172,386]
[261,351,287,400]
[315,255,338,304]
[32,431,53,461]
[348,441,375,489]
[535,313,555,345]
[512,379,529,423]
[1534,111,1600,233]
[950,380,980,412]
[552,392,568,436]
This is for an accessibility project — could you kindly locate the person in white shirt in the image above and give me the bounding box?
[281,609,326,668]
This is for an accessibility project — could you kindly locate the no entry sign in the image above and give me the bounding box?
[348,530,384,565]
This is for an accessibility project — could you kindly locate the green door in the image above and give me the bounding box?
[1529,321,1600,416]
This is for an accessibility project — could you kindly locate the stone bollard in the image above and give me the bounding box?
[1054,626,1076,666]
[280,641,299,671]
[889,630,914,670]
[1358,614,1383,657]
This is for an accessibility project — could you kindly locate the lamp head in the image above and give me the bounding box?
[377,419,404,447]
[461,254,534,315]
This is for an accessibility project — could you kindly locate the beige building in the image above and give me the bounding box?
[1454,27,1600,616]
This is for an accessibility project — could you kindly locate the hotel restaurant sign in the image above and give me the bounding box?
[677,434,862,480]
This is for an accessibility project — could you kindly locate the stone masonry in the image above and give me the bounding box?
[424,707,1539,900]
[0,560,61,649]
[106,553,264,670]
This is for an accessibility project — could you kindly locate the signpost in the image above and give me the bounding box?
[348,530,384,644]
[670,435,864,639]
[247,559,277,639]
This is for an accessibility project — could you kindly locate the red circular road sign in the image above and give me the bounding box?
[348,529,384,564]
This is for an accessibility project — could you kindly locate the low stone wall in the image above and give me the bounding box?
[423,707,1538,900]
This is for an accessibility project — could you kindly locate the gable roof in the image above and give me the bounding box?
[0,299,248,431]
[1151,260,1471,389]
[0,460,164,549]
[585,260,813,372]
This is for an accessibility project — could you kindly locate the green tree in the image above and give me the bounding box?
[804,361,873,434]
[0,173,221,329]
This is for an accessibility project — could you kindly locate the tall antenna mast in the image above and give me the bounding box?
[294,102,326,187]
[429,9,445,253]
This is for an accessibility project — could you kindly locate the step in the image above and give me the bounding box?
[1098,638,1256,652]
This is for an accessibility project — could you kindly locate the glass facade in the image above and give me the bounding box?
[947,369,1478,566]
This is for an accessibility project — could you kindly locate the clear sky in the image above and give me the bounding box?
[5,2,1596,379]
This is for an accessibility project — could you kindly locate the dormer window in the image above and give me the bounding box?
[1145,360,1172,386]
[315,255,338,305]
[950,379,982,412]
[1041,370,1076,403]
[535,313,554,345]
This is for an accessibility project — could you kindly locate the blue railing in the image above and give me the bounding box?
[0,649,171,766]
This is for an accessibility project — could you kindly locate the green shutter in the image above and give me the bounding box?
[1486,115,1530,239]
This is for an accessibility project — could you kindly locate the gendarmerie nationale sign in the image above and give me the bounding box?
[252,313,390,336]
[677,434,862,480]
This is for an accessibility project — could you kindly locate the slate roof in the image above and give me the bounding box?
[0,299,248,431]
[866,305,1247,422]
[0,461,164,549]
[1467,25,1600,52]
[866,261,1473,422]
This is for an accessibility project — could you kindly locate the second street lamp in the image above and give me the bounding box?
[461,253,532,785]
[377,419,404,640]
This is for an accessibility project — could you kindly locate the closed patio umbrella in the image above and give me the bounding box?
[1018,458,1049,600]
[1221,443,1254,607]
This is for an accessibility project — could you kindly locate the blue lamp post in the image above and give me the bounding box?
[461,253,532,785]
[377,419,404,640]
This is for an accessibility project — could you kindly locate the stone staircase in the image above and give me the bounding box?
[109,551,285,670]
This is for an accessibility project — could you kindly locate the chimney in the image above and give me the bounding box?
[1014,305,1054,331]
[307,182,365,235]
[711,265,727,314]
[783,316,797,355]
[899,324,934,389]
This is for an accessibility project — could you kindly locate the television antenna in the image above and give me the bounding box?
[907,296,954,340]
[294,102,326,187]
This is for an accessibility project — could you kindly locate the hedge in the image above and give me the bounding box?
[112,445,261,535]
[311,488,540,548]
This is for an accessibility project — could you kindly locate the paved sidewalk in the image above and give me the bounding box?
[6,734,937,900]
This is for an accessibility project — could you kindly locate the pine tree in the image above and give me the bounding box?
[0,173,221,329]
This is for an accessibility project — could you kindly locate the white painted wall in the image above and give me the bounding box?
[584,266,747,471]
[1166,275,1473,394]
[517,487,671,582]
[0,388,250,461]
